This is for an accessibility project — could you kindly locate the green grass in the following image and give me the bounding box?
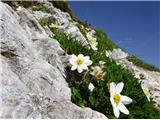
[50,33,160,119]
[127,55,160,72]
[31,3,50,13]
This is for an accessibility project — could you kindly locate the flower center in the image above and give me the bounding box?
[113,94,121,104]
[76,58,84,65]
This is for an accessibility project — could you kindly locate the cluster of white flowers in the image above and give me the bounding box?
[68,53,134,118]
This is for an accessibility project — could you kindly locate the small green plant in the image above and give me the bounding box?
[38,17,55,27]
[50,33,160,119]
[31,3,50,13]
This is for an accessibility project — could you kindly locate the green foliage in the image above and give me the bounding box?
[17,1,37,8]
[127,55,160,72]
[31,3,50,13]
[50,33,160,119]
[38,17,55,27]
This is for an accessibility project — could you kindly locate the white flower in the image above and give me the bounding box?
[110,82,132,118]
[141,84,151,101]
[88,83,95,92]
[69,54,93,73]
[90,66,106,79]
[99,61,106,65]
[105,50,111,57]
[99,61,106,68]
[90,41,98,50]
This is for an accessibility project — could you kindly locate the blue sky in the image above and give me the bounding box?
[69,1,160,68]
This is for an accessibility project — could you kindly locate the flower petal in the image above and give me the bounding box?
[114,106,120,118]
[86,60,93,66]
[69,58,75,65]
[81,64,88,70]
[78,54,84,58]
[121,95,132,105]
[116,82,124,93]
[95,66,102,72]
[110,82,116,94]
[77,66,83,73]
[110,97,120,118]
[88,83,94,92]
[71,54,77,59]
[84,56,89,61]
[118,103,129,115]
[71,65,77,71]
[146,93,151,101]
[69,54,77,65]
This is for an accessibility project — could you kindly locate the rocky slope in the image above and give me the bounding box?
[0,2,106,118]
[0,1,160,118]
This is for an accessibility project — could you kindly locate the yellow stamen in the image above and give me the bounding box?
[113,94,121,104]
[76,58,84,65]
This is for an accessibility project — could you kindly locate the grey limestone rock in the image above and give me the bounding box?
[0,2,107,119]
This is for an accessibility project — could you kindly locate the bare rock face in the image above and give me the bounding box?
[0,2,107,119]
